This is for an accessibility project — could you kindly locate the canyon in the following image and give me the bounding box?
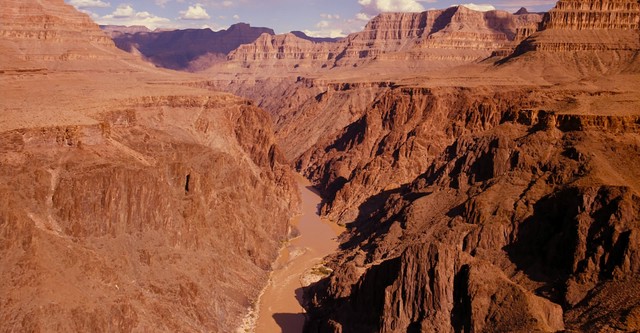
[206,0,640,332]
[2,0,640,332]
[0,0,299,332]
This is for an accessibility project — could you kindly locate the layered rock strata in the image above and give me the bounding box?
[225,7,542,71]
[0,0,299,332]
[0,95,299,332]
[510,0,640,64]
[0,0,124,69]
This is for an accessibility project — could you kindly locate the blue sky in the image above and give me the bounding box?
[66,0,557,37]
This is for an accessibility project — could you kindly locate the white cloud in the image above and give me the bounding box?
[358,0,429,14]
[180,3,211,20]
[68,0,110,8]
[458,3,496,11]
[201,23,228,31]
[320,13,341,20]
[316,20,330,28]
[154,0,170,7]
[356,12,373,21]
[222,1,233,7]
[233,14,240,20]
[111,4,134,18]
[303,14,372,38]
[100,4,172,29]
[302,28,346,38]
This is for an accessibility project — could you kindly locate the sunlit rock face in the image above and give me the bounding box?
[0,0,300,332]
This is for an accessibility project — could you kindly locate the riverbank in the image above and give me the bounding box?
[250,176,342,332]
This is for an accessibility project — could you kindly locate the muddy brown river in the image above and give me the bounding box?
[253,177,342,333]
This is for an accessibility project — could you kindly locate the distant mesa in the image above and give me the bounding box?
[290,31,343,43]
[514,7,529,15]
[102,22,275,71]
[224,6,544,71]
[100,25,151,35]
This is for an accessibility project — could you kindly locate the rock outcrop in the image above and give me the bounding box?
[0,0,299,332]
[302,83,640,332]
[227,33,336,70]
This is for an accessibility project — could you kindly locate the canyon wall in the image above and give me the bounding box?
[303,95,640,331]
[224,7,543,72]
[0,95,299,332]
[295,1,640,331]
[0,0,299,331]
[506,0,640,75]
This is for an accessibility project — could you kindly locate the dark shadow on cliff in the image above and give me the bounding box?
[504,189,579,304]
[338,187,403,251]
[272,287,307,332]
[273,313,306,333]
[303,256,402,332]
[504,186,633,306]
[339,184,428,252]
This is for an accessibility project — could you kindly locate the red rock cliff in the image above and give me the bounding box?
[302,83,640,332]
[511,0,640,55]
[0,0,300,332]
[224,7,542,71]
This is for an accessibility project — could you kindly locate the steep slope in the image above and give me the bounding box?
[304,105,640,332]
[296,0,640,332]
[0,1,299,332]
[0,0,133,71]
[107,23,275,71]
[501,0,640,79]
